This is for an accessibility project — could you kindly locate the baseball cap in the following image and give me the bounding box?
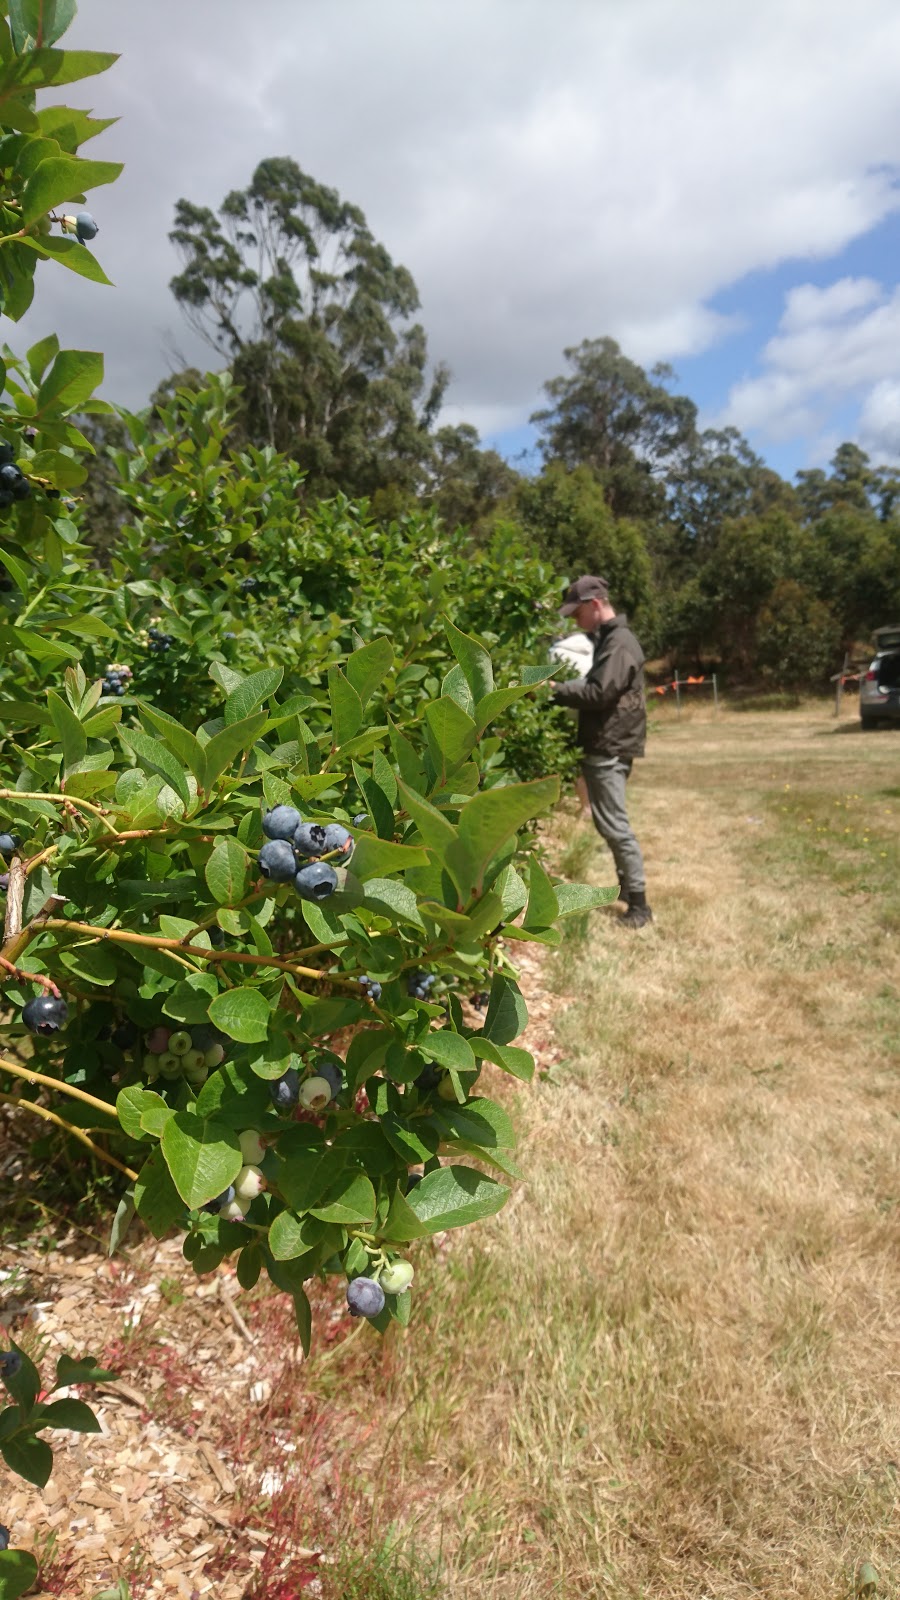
[559,575,609,617]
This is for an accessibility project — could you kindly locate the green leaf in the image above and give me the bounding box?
[54,1353,116,1387]
[481,973,528,1046]
[115,1084,151,1142]
[473,672,554,734]
[11,0,78,50]
[444,776,559,899]
[224,667,283,725]
[345,637,393,709]
[524,856,559,927]
[554,881,619,914]
[119,725,190,809]
[388,1165,509,1239]
[14,46,119,86]
[208,986,271,1043]
[328,666,362,747]
[0,1432,52,1488]
[423,697,478,784]
[267,1210,323,1262]
[26,330,59,383]
[470,1038,534,1082]
[138,704,205,784]
[293,1287,312,1357]
[20,153,122,223]
[16,231,113,284]
[309,1171,376,1225]
[160,1111,241,1210]
[204,836,249,905]
[59,942,117,986]
[35,348,103,417]
[0,1344,39,1411]
[133,1148,185,1237]
[107,1191,135,1257]
[35,1397,100,1433]
[361,877,425,930]
[0,548,29,597]
[420,1030,476,1073]
[396,779,455,852]
[352,835,428,882]
[200,710,267,792]
[47,687,86,770]
[0,1547,39,1598]
[444,616,493,701]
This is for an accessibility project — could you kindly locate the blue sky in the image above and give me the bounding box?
[20,0,900,497]
[488,207,900,485]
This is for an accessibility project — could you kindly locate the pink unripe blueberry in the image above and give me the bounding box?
[220,1196,250,1221]
[146,1027,170,1054]
[203,1043,225,1068]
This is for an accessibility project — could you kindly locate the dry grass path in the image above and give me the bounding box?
[375,705,900,1599]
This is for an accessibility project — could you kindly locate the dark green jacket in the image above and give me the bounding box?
[552,614,646,758]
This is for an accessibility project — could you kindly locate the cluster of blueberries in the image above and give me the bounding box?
[142,1023,226,1088]
[102,661,133,698]
[205,1129,266,1220]
[147,626,174,653]
[0,442,31,510]
[257,805,358,903]
[407,970,437,1001]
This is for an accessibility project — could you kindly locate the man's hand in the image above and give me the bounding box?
[548,680,557,690]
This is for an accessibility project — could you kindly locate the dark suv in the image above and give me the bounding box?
[860,625,900,729]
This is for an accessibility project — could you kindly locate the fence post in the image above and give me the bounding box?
[834,652,848,718]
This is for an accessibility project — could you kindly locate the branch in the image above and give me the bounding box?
[0,1093,138,1181]
[0,1055,120,1118]
[41,919,346,984]
[0,789,120,833]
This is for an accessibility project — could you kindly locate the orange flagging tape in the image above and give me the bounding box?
[651,676,712,695]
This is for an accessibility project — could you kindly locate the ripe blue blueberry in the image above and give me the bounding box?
[75,209,99,243]
[0,1524,8,1551]
[0,441,13,465]
[204,1185,235,1214]
[315,1059,343,1098]
[322,823,352,854]
[294,861,338,901]
[0,1350,21,1378]
[352,812,369,828]
[239,576,257,592]
[0,874,7,893]
[22,995,68,1035]
[346,1277,385,1319]
[112,1020,138,1050]
[209,926,226,948]
[405,1171,424,1193]
[414,1062,441,1092]
[358,976,382,1003]
[293,821,327,857]
[0,832,20,859]
[407,971,435,1000]
[262,805,302,841]
[257,839,297,882]
[269,1067,299,1109]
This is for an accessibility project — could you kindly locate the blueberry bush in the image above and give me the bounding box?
[0,1,610,1577]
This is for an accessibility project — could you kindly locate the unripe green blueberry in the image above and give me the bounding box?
[183,1049,207,1073]
[203,1043,225,1068]
[299,1073,334,1112]
[239,1129,265,1164]
[380,1259,414,1295]
[233,1164,264,1202]
[220,1195,250,1221]
[168,1030,192,1057]
[158,1051,182,1078]
[142,1053,160,1080]
[437,1073,460,1101]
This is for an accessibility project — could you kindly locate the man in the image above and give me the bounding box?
[549,574,652,928]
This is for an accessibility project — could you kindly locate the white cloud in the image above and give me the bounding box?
[16,0,900,446]
[723,277,900,453]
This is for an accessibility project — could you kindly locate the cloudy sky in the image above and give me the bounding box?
[19,0,900,479]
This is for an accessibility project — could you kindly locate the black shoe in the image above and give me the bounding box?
[619,891,653,929]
